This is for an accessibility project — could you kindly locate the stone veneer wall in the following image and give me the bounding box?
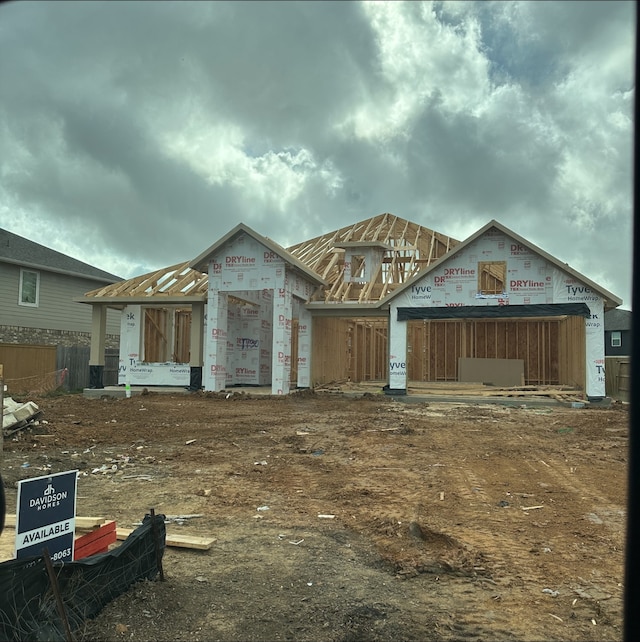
[0,325,120,349]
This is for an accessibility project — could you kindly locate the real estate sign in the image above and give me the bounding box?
[15,470,78,561]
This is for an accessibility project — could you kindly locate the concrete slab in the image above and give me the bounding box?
[83,386,193,399]
[84,384,599,409]
[83,385,276,399]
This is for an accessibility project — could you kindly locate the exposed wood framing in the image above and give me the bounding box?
[144,309,169,362]
[80,215,458,308]
[288,213,459,303]
[311,316,388,385]
[83,262,209,301]
[407,316,585,388]
[311,316,586,390]
[76,215,592,396]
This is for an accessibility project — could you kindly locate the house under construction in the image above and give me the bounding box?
[78,213,621,398]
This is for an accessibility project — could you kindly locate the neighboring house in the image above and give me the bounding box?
[604,308,632,357]
[78,214,623,398]
[0,227,123,390]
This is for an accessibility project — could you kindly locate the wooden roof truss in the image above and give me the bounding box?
[83,261,209,302]
[287,213,458,303]
[81,214,458,306]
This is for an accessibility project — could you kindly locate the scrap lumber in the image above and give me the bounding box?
[116,528,215,550]
[406,383,584,401]
[5,515,109,530]
[73,520,117,559]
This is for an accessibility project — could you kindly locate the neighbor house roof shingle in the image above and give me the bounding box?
[0,227,122,283]
[604,308,632,331]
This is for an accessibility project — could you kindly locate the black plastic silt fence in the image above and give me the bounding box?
[0,513,166,641]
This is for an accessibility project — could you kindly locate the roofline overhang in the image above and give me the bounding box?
[74,295,207,306]
[1,258,121,284]
[304,301,387,317]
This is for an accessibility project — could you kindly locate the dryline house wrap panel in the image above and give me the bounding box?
[388,227,603,396]
[272,276,293,394]
[392,231,553,310]
[259,289,273,385]
[226,302,240,386]
[297,306,312,388]
[229,303,261,386]
[202,231,318,394]
[204,288,229,391]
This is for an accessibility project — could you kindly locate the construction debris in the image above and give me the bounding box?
[115,528,215,550]
[313,380,587,404]
[2,396,42,435]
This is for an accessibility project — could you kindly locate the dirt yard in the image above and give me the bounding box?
[0,388,628,641]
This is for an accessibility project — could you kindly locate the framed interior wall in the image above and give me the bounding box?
[311,317,388,385]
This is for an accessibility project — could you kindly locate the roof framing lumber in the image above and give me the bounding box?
[78,214,459,306]
[287,213,459,303]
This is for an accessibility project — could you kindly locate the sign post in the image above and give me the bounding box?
[15,470,78,562]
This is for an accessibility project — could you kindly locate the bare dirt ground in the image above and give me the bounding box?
[0,388,628,641]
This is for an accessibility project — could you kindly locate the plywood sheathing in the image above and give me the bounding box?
[287,213,459,303]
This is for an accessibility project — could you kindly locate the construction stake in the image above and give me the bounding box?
[150,508,165,581]
[42,548,74,642]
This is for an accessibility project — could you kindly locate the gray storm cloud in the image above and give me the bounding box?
[0,0,634,305]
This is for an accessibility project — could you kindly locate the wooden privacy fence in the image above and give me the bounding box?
[57,346,119,390]
[0,343,57,395]
[0,344,119,394]
[605,357,630,401]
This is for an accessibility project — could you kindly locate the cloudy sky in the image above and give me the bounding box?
[0,1,635,307]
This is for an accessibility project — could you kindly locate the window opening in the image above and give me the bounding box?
[351,255,366,280]
[173,310,192,362]
[143,308,192,363]
[478,261,506,295]
[611,331,621,348]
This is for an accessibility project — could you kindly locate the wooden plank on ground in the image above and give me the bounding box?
[116,528,216,550]
[5,515,108,530]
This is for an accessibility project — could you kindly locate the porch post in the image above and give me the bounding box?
[387,305,407,395]
[297,306,312,388]
[203,289,228,392]
[272,279,292,395]
[89,304,107,389]
[189,302,205,390]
